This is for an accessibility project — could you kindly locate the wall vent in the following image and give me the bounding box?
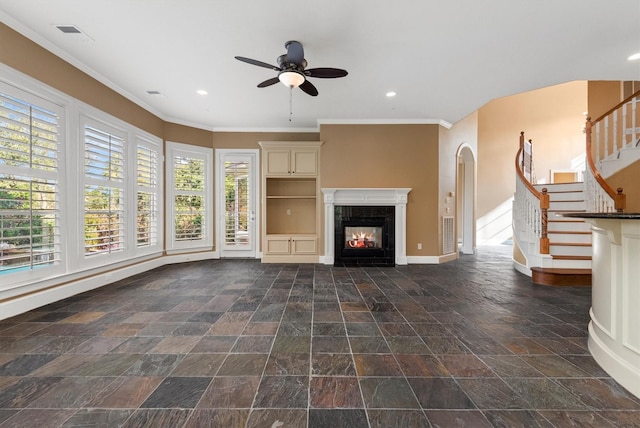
[442,216,455,254]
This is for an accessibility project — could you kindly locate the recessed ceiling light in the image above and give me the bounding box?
[196,90,208,95]
[386,91,397,98]
[628,52,640,61]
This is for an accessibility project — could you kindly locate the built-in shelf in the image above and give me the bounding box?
[259,141,322,263]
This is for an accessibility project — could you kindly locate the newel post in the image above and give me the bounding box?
[539,188,550,254]
[615,188,626,213]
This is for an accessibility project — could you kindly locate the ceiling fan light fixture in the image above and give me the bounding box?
[278,70,305,88]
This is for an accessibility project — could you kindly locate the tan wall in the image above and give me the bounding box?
[477,81,588,221]
[319,124,440,256]
[588,81,623,120]
[0,23,164,137]
[606,160,640,212]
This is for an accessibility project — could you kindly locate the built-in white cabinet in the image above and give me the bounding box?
[265,235,317,255]
[259,141,322,263]
[264,146,318,176]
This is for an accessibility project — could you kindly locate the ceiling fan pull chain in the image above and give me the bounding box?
[289,86,293,122]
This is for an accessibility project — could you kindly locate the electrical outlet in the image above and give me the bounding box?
[286,209,291,215]
[417,243,422,250]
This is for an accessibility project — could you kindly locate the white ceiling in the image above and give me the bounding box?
[1,0,639,131]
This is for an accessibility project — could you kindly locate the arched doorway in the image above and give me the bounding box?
[456,144,476,255]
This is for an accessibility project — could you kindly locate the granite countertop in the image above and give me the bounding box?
[562,212,640,219]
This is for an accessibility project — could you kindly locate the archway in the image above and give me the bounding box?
[456,144,476,255]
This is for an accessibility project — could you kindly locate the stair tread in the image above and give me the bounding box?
[552,255,592,260]
[537,182,583,186]
[548,230,591,235]
[531,267,591,274]
[550,242,591,246]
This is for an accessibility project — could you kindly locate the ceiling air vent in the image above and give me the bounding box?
[56,25,82,34]
[54,25,93,42]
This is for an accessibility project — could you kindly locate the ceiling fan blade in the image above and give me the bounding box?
[235,56,280,71]
[299,80,318,96]
[305,68,348,78]
[257,77,280,88]
[285,40,305,66]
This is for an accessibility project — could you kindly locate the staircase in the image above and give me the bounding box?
[530,182,592,286]
[513,90,637,286]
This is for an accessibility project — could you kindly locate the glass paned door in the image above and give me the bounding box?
[217,150,257,258]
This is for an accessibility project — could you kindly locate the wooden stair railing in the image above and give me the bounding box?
[590,89,640,168]
[514,132,549,254]
[583,90,638,213]
[585,118,626,212]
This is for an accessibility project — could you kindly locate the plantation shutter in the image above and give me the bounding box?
[0,89,61,273]
[173,154,206,242]
[83,124,126,256]
[136,142,159,247]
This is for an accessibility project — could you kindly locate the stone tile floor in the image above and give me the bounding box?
[0,246,639,427]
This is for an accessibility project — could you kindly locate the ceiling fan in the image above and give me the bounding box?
[234,40,348,96]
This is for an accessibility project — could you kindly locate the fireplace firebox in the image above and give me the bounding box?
[334,206,395,266]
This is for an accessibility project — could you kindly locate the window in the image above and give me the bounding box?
[136,139,161,249]
[0,67,164,293]
[224,160,249,246]
[0,85,62,276]
[166,142,212,251]
[82,120,126,257]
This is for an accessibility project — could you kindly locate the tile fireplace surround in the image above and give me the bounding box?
[321,188,411,265]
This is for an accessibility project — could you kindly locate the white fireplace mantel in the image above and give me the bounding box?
[321,188,411,265]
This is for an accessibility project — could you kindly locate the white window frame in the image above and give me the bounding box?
[78,114,128,268]
[134,134,163,256]
[0,79,67,286]
[166,141,213,253]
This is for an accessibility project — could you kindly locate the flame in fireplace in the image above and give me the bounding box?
[352,231,372,241]
[347,231,375,248]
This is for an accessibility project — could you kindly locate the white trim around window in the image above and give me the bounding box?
[166,141,213,253]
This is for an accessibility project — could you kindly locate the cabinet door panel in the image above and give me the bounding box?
[292,237,317,254]
[266,237,291,254]
[266,151,291,175]
[292,150,317,175]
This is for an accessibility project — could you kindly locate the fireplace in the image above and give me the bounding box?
[321,188,411,266]
[335,205,395,266]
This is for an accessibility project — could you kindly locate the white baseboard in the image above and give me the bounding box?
[513,259,532,277]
